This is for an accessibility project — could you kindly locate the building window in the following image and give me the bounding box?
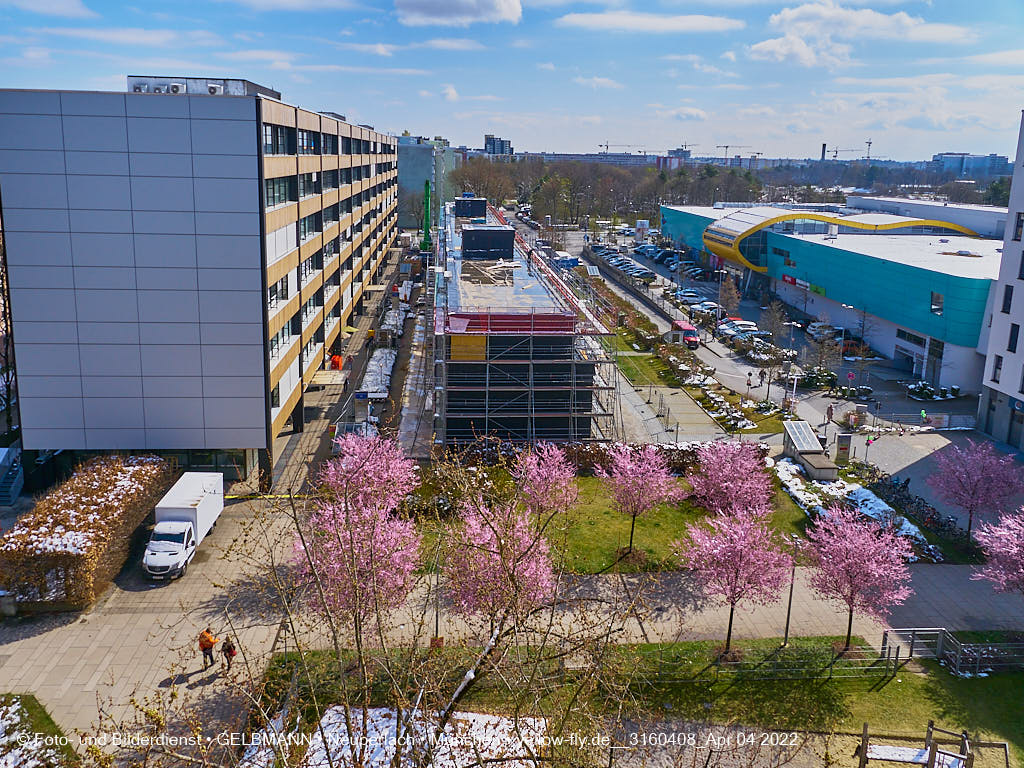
[896,328,926,347]
[322,133,338,155]
[270,384,280,409]
[268,276,289,308]
[299,212,321,241]
[262,124,295,155]
[1015,211,1024,241]
[1010,323,1020,354]
[323,169,339,190]
[1020,363,1024,394]
[1019,251,1024,280]
[1003,284,1014,314]
[992,354,1003,383]
[297,129,320,155]
[264,176,297,207]
[298,172,321,198]
[342,136,352,155]
[930,291,944,315]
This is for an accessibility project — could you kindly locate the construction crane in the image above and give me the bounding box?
[830,147,859,159]
[599,142,645,154]
[865,138,873,160]
[716,144,749,163]
[678,142,699,151]
[748,151,764,170]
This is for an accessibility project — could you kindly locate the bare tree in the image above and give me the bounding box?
[400,189,426,232]
[720,277,741,316]
[760,301,791,349]
[0,231,17,438]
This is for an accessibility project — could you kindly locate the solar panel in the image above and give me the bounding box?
[586,265,600,276]
[784,420,822,453]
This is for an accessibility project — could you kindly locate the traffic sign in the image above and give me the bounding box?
[847,372,855,381]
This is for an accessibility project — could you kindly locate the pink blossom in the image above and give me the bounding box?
[806,506,914,649]
[676,507,790,651]
[927,439,1024,540]
[595,444,682,552]
[513,442,578,520]
[319,433,419,513]
[445,498,556,618]
[687,441,772,516]
[974,509,1024,596]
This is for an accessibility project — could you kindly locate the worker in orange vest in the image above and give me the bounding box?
[198,627,219,670]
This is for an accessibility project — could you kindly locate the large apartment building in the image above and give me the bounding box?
[0,77,398,481]
[978,113,1024,449]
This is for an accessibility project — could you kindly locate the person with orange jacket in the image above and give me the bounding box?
[198,627,219,670]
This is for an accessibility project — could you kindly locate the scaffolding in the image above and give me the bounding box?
[430,200,614,446]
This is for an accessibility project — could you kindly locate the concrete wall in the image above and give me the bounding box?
[0,89,267,451]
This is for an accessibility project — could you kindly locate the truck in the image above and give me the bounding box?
[142,472,224,580]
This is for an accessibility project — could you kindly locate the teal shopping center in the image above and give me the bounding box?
[660,201,1005,393]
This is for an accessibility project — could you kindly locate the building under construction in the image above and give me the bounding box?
[431,197,614,444]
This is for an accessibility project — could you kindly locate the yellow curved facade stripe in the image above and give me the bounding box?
[701,212,980,274]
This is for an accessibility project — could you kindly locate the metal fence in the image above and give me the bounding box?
[883,628,1024,676]
[883,413,977,429]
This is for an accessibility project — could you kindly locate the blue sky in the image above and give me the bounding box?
[2,0,1023,159]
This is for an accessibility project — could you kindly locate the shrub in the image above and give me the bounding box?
[0,455,174,609]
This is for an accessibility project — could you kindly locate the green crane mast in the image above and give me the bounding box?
[420,179,432,251]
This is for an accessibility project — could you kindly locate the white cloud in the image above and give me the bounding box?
[396,0,521,26]
[748,1,975,70]
[468,94,502,101]
[537,61,555,70]
[661,52,736,77]
[422,37,485,49]
[1,46,54,65]
[654,105,708,121]
[219,48,301,62]
[510,38,531,47]
[573,75,624,89]
[555,11,743,33]
[721,50,736,62]
[579,115,602,125]
[964,49,1024,67]
[37,27,222,46]
[442,83,459,101]
[343,42,398,55]
[0,0,96,17]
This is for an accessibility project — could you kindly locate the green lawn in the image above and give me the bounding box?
[615,353,680,387]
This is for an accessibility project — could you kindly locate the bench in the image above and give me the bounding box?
[866,746,964,768]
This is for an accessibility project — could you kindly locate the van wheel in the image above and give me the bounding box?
[179,563,188,578]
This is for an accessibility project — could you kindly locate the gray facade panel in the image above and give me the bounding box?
[23,428,87,450]
[198,267,262,292]
[140,344,202,376]
[127,117,191,154]
[143,377,204,398]
[12,322,78,344]
[133,234,197,267]
[83,397,144,429]
[60,91,125,116]
[144,428,205,449]
[132,211,197,234]
[71,233,135,266]
[203,397,264,428]
[67,174,132,210]
[190,118,256,154]
[203,376,264,398]
[196,235,260,268]
[0,90,61,115]
[192,154,257,179]
[131,176,194,211]
[0,149,65,173]
[195,212,259,235]
[77,322,140,344]
[8,265,75,289]
[201,344,264,376]
[144,398,205,429]
[194,177,258,213]
[126,93,190,118]
[205,428,265,449]
[81,377,144,398]
[69,209,134,232]
[1,173,67,208]
[65,151,129,176]
[187,96,256,121]
[79,345,143,377]
[18,376,82,397]
[139,323,201,345]
[3,231,72,265]
[198,290,262,322]
[9,290,78,321]
[74,265,137,290]
[1,208,71,232]
[129,152,193,177]
[137,290,200,323]
[76,289,140,322]
[199,322,263,345]
[85,429,147,449]
[13,344,81,375]
[0,115,64,150]
[20,397,85,429]
[136,267,198,290]
[62,115,129,152]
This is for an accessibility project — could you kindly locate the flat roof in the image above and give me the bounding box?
[778,231,1002,279]
[849,196,1008,214]
[663,205,727,219]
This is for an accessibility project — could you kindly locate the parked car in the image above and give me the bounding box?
[806,322,836,341]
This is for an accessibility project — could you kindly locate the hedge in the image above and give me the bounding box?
[0,455,174,609]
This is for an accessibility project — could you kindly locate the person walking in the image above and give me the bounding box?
[758,369,766,387]
[221,637,238,672]
[826,403,834,423]
[198,627,219,670]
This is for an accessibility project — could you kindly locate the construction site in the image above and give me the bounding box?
[393,196,617,448]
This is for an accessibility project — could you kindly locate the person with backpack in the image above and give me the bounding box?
[221,637,238,672]
[198,627,219,670]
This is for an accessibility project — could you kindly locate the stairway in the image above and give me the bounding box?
[0,461,23,506]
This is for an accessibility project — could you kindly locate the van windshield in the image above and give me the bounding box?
[151,531,186,544]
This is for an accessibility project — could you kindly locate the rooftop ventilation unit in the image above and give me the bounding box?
[132,83,149,93]
[152,85,167,93]
[169,82,186,94]
[207,83,224,95]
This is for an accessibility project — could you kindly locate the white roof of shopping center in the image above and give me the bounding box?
[780,231,1003,279]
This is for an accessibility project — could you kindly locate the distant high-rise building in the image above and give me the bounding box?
[397,135,460,229]
[931,152,1011,178]
[484,134,513,155]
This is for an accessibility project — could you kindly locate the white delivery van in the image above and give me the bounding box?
[142,472,224,580]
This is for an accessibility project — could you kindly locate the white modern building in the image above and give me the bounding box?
[977,114,1024,449]
[0,77,398,481]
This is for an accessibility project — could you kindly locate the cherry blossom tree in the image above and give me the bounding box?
[513,442,578,521]
[445,496,556,618]
[676,507,791,652]
[805,506,914,650]
[686,441,772,516]
[973,509,1024,596]
[927,439,1024,540]
[318,432,418,513]
[596,443,682,553]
